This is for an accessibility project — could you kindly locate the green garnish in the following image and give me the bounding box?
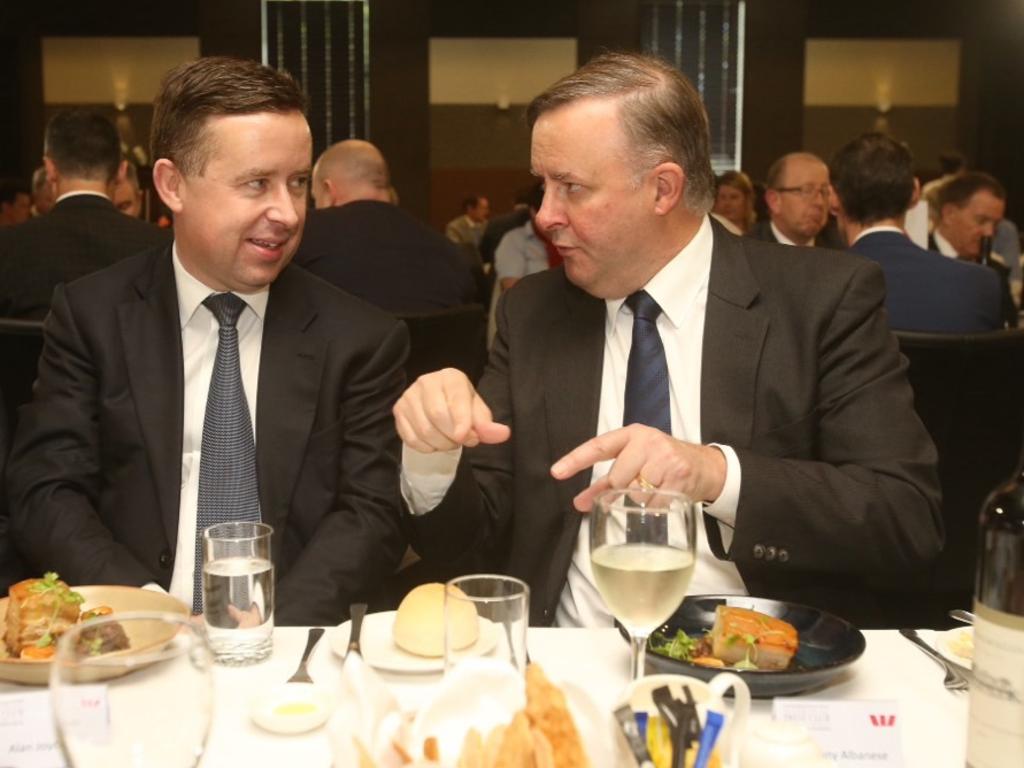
[734,647,759,670]
[649,629,699,661]
[34,633,53,649]
[27,572,84,651]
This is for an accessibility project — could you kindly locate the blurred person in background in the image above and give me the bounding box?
[0,178,31,227]
[112,161,144,218]
[30,166,54,217]
[711,170,756,235]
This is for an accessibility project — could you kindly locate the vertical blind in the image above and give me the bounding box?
[641,0,745,172]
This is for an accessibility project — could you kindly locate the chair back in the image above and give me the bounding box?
[399,304,488,385]
[0,318,44,431]
[894,329,1024,618]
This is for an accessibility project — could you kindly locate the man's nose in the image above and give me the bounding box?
[534,189,562,232]
[268,184,302,229]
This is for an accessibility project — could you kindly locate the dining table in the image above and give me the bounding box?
[196,626,968,768]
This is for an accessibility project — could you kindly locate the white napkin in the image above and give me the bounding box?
[327,652,407,767]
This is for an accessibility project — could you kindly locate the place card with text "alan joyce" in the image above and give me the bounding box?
[0,687,110,768]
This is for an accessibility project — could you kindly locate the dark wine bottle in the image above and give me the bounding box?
[979,235,993,267]
[965,458,1024,767]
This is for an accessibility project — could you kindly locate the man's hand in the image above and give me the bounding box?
[393,368,511,452]
[550,424,727,511]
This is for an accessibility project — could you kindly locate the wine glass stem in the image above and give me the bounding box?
[630,632,648,680]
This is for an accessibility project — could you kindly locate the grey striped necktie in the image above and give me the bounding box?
[193,292,261,614]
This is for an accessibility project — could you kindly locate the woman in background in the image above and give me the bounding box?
[711,170,756,235]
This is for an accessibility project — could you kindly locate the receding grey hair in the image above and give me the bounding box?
[527,51,715,214]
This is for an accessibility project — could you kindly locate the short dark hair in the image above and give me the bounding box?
[938,151,967,176]
[830,133,915,225]
[937,172,1006,209]
[151,56,306,176]
[462,196,483,212]
[44,110,121,183]
[527,51,715,213]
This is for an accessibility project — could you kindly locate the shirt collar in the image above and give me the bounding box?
[852,225,905,245]
[932,229,959,258]
[770,220,813,247]
[606,215,714,330]
[172,242,269,329]
[55,190,110,203]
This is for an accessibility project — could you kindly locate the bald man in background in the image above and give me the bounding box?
[750,152,844,249]
[294,139,475,314]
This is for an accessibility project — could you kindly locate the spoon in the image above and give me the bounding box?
[286,627,325,684]
[346,602,368,660]
[948,609,975,625]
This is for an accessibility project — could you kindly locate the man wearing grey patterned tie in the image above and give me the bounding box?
[393,52,942,627]
[7,57,408,626]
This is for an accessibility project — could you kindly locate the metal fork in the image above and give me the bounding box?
[899,628,970,693]
[286,627,325,684]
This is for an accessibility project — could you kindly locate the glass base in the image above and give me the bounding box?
[209,636,272,666]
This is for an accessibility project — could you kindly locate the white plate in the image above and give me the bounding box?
[935,626,973,669]
[250,682,333,734]
[329,610,500,674]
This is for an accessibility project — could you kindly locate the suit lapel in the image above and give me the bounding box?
[543,278,605,544]
[255,267,325,547]
[701,223,768,447]
[118,249,184,548]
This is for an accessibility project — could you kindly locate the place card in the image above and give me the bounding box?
[772,699,903,767]
[0,687,109,768]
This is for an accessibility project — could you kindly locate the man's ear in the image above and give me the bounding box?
[909,177,921,207]
[114,159,128,184]
[152,158,185,214]
[42,156,58,186]
[765,188,782,216]
[651,161,685,215]
[324,177,343,207]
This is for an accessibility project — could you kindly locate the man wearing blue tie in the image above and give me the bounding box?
[7,57,408,626]
[393,52,942,627]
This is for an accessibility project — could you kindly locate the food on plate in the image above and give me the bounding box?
[393,582,479,658]
[650,605,799,671]
[524,664,589,768]
[3,573,127,660]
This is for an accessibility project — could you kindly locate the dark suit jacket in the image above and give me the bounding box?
[0,194,171,319]
[6,246,409,625]
[406,221,943,625]
[747,216,846,250]
[294,201,476,315]
[853,230,1003,333]
[927,233,1018,329]
[0,386,22,593]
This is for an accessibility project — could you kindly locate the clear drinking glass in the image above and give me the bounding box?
[202,520,274,665]
[50,612,213,768]
[444,574,530,673]
[590,488,696,680]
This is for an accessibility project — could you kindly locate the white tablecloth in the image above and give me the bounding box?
[202,627,967,767]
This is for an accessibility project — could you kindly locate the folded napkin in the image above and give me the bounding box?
[327,652,407,767]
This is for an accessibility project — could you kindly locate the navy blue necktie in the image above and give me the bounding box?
[623,290,671,434]
[193,292,261,614]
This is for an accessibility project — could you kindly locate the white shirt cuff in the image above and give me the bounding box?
[400,444,463,515]
[703,443,741,550]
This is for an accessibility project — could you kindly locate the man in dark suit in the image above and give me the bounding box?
[393,53,941,627]
[7,57,407,626]
[295,139,476,314]
[0,110,170,319]
[748,152,844,250]
[831,133,1002,333]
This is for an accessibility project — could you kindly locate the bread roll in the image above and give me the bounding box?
[393,582,479,657]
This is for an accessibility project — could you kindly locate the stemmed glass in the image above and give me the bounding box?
[590,488,696,680]
[50,612,213,768]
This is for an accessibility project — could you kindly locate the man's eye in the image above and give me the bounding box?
[289,176,310,191]
[246,179,267,191]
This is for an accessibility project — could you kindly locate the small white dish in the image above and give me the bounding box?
[935,626,973,669]
[251,683,333,734]
[329,610,500,673]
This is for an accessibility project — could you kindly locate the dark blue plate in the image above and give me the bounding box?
[643,595,866,697]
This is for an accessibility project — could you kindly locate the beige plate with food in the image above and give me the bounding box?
[0,585,189,686]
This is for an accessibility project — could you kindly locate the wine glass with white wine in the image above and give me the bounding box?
[590,488,696,680]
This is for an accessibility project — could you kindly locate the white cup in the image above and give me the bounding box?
[620,672,751,767]
[739,720,824,768]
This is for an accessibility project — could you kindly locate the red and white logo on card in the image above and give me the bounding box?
[870,714,897,727]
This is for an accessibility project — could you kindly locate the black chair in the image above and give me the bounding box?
[874,329,1024,626]
[0,318,44,432]
[398,304,488,385]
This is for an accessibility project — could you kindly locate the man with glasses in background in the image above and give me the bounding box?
[750,152,843,249]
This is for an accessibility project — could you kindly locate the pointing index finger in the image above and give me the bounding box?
[550,428,631,479]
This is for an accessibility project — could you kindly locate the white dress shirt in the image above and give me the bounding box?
[932,229,959,258]
[851,225,905,246]
[166,245,269,608]
[770,220,812,247]
[402,217,746,628]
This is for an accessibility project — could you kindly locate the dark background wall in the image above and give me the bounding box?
[3,0,1023,224]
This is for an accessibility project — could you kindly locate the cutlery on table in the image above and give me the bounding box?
[898,628,969,693]
[948,609,975,625]
[346,602,368,660]
[287,627,325,684]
